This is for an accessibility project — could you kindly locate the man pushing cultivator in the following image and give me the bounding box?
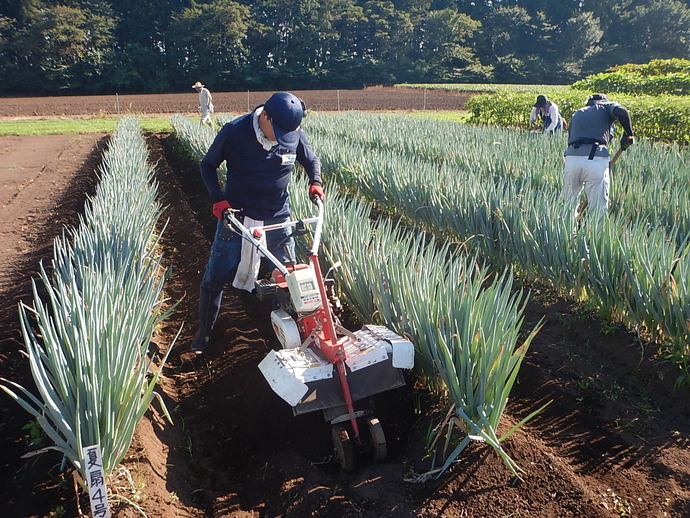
[563,93,635,219]
[189,91,324,354]
[184,92,414,473]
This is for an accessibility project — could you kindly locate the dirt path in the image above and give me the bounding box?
[1,128,689,518]
[0,134,106,292]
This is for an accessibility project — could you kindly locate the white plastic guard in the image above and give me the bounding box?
[361,325,415,369]
[345,330,390,372]
[259,347,333,403]
[258,351,309,406]
[392,340,415,369]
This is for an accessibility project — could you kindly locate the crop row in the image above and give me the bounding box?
[303,112,690,386]
[1,118,172,493]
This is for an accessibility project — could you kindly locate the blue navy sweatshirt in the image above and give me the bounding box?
[199,110,322,221]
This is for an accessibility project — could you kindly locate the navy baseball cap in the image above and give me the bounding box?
[264,92,305,151]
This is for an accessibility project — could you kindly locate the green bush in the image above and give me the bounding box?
[612,59,690,76]
[572,71,690,96]
[571,59,690,96]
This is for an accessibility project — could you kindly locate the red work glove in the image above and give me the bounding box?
[309,184,324,203]
[212,200,231,220]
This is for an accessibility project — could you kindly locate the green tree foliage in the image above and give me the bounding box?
[168,0,251,88]
[0,0,41,21]
[411,9,487,82]
[0,0,688,94]
[556,11,604,81]
[106,43,173,94]
[0,16,14,56]
[11,4,116,92]
[318,1,370,87]
[477,6,540,83]
[627,0,690,61]
[588,0,690,72]
[355,0,416,84]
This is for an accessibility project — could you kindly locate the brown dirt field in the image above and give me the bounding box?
[1,92,689,518]
[0,87,470,118]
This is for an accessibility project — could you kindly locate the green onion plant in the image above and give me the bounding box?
[1,117,175,486]
[306,112,690,385]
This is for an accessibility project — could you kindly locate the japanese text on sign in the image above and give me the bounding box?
[82,444,111,518]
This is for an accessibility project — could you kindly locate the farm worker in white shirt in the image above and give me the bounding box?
[530,94,563,133]
[192,81,214,127]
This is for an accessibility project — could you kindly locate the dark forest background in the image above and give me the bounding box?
[0,0,688,95]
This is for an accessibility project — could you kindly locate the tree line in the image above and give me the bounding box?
[0,0,688,96]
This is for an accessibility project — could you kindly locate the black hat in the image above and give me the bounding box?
[586,93,608,105]
[534,95,549,107]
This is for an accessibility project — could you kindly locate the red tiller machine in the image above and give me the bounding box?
[223,199,414,470]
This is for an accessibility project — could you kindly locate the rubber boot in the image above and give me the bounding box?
[189,287,223,354]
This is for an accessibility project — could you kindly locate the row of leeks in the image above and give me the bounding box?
[0,117,176,490]
[307,112,690,239]
[293,181,544,480]
[170,114,226,187]
[305,112,690,386]
[172,113,543,479]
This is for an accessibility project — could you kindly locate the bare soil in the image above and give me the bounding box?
[0,91,689,518]
[0,86,470,118]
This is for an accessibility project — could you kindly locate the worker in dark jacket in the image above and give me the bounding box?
[563,93,634,217]
[191,92,324,353]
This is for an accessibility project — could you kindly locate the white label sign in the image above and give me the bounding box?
[82,444,111,518]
